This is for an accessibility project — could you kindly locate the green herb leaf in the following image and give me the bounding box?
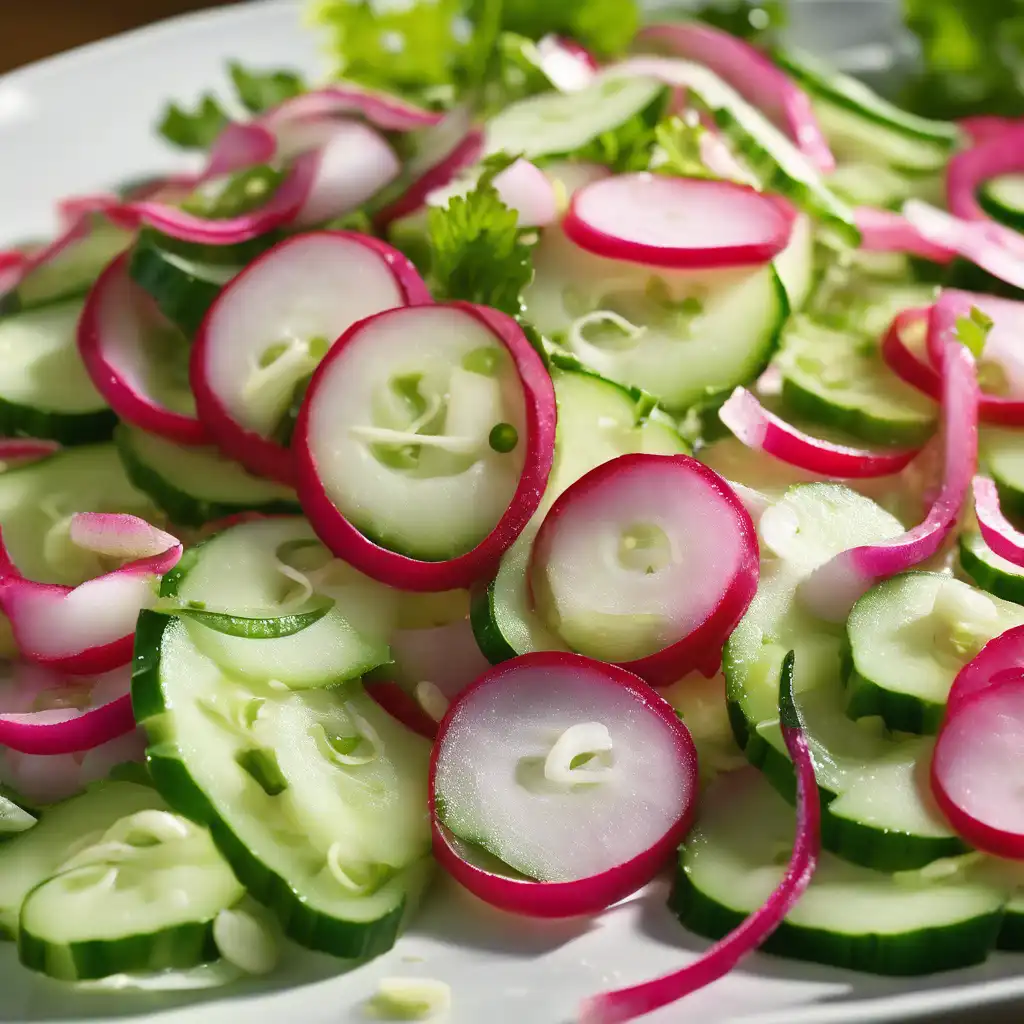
[955,305,995,358]
[157,95,229,150]
[229,61,305,114]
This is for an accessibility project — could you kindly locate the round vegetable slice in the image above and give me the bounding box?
[978,173,1024,232]
[430,652,699,917]
[946,622,1024,720]
[563,175,795,270]
[191,231,430,483]
[947,123,1024,223]
[529,453,758,684]
[78,254,206,446]
[295,302,556,591]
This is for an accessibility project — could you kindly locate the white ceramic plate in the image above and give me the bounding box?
[1,3,1023,1021]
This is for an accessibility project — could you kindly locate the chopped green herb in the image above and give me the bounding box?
[955,305,995,359]
[229,61,305,114]
[158,95,229,150]
[488,422,520,453]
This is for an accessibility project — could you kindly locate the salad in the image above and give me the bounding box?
[2,1,1024,1020]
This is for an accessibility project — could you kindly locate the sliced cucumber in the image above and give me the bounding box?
[725,484,967,871]
[773,213,815,313]
[672,769,1005,975]
[0,223,133,316]
[827,162,919,210]
[115,424,300,528]
[978,174,1024,233]
[129,233,240,338]
[163,517,394,688]
[0,443,156,586]
[0,301,115,444]
[484,75,668,161]
[523,228,787,415]
[472,367,689,662]
[776,315,937,447]
[0,794,35,840]
[133,613,434,959]
[959,530,1024,605]
[983,428,1024,522]
[19,808,243,981]
[999,893,1024,951]
[844,573,1024,734]
[0,781,160,936]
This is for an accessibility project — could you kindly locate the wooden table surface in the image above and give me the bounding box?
[0,0,239,74]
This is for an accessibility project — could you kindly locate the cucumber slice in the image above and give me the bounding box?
[163,517,393,688]
[776,315,937,447]
[18,808,243,981]
[0,223,133,316]
[775,48,961,173]
[999,893,1024,950]
[959,530,1024,604]
[979,174,1024,233]
[672,769,1005,975]
[773,213,815,313]
[845,573,1024,734]
[133,613,434,959]
[725,484,967,871]
[129,233,240,337]
[0,301,115,444]
[522,228,787,415]
[484,76,668,161]
[0,443,156,587]
[983,428,1024,522]
[0,780,160,936]
[472,367,689,663]
[115,424,300,528]
[0,794,35,839]
[827,162,918,210]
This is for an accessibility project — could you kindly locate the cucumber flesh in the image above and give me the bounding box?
[844,572,1024,734]
[978,174,1024,233]
[673,769,1005,975]
[724,484,966,871]
[983,427,1024,522]
[132,613,434,960]
[0,781,160,936]
[522,227,787,415]
[0,794,35,839]
[164,517,394,688]
[959,530,1024,605]
[18,808,243,981]
[0,302,115,444]
[773,213,815,313]
[115,424,300,528]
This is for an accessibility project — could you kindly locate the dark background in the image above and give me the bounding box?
[0,0,239,73]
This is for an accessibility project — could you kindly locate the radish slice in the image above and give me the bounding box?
[903,199,1024,292]
[430,652,699,917]
[427,158,558,229]
[635,22,834,173]
[581,650,820,1023]
[801,335,978,621]
[366,681,439,741]
[529,454,758,685]
[387,617,491,700]
[947,123,1024,222]
[205,122,278,179]
[0,515,182,675]
[854,207,955,263]
[946,623,1024,718]
[295,302,556,591]
[78,254,208,446]
[720,388,922,478]
[374,110,486,227]
[563,174,796,270]
[960,116,1022,145]
[973,475,1024,568]
[260,84,443,135]
[536,35,599,92]
[0,662,134,755]
[932,680,1024,859]
[191,231,431,484]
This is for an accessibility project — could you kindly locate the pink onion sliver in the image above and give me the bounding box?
[366,682,438,741]
[854,207,955,263]
[564,175,795,269]
[946,624,1024,718]
[960,116,1021,145]
[78,255,209,446]
[260,84,443,135]
[581,654,820,1024]
[947,124,1024,222]
[881,306,940,399]
[204,122,278,179]
[0,439,60,464]
[536,35,599,92]
[973,476,1024,568]
[720,387,921,479]
[802,337,979,621]
[635,22,834,173]
[69,513,181,565]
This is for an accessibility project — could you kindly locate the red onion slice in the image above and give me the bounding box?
[973,475,1024,568]
[430,652,699,917]
[295,303,556,591]
[529,454,758,685]
[536,35,600,92]
[635,22,834,173]
[854,207,955,263]
[580,650,820,1023]
[801,334,979,621]
[0,514,182,675]
[720,387,922,479]
[947,123,1024,222]
[260,84,443,135]
[563,174,796,270]
[0,662,134,756]
[78,254,208,446]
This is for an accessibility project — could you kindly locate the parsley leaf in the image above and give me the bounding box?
[229,62,305,114]
[955,305,995,359]
[158,95,229,150]
[427,158,534,316]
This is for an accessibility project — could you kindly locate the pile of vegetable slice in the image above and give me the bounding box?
[5,5,1024,1021]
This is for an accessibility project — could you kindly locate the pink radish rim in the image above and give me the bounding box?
[947,123,1024,223]
[946,623,1024,718]
[366,681,439,741]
